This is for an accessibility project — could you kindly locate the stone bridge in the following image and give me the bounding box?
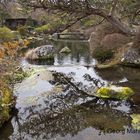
[52,32,89,40]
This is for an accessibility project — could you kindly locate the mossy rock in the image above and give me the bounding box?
[96,86,134,100]
[14,72,29,82]
[130,114,140,130]
[59,46,71,53]
[25,45,54,60]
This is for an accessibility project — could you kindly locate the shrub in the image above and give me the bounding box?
[0,27,15,42]
[93,47,114,63]
[12,31,21,40]
[81,18,95,27]
[35,24,51,33]
[0,86,12,127]
[0,29,29,127]
[0,40,29,60]
[17,26,29,36]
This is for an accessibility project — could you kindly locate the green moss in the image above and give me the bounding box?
[130,114,140,130]
[0,87,12,127]
[14,69,31,83]
[96,86,134,100]
[35,24,51,33]
[0,27,15,42]
[96,87,111,98]
[116,87,134,100]
[59,47,71,53]
[0,67,22,124]
[14,72,28,82]
[1,88,12,104]
[1,108,10,120]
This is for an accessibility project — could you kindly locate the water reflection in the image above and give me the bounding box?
[1,66,139,140]
[27,41,95,66]
[10,101,132,140]
[0,121,13,140]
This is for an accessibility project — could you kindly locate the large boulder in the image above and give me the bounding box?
[89,22,122,52]
[120,29,140,67]
[95,22,122,35]
[121,43,140,67]
[25,45,54,60]
[89,23,131,64]
[101,33,131,50]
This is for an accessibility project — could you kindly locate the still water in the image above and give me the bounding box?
[0,40,140,140]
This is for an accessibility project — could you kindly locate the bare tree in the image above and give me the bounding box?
[19,0,140,36]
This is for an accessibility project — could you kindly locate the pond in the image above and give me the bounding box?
[0,40,140,140]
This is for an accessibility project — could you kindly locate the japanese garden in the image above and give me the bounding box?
[0,0,140,140]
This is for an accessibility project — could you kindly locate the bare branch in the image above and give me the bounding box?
[109,0,118,16]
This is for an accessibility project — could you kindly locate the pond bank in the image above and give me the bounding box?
[89,23,140,68]
[0,66,29,128]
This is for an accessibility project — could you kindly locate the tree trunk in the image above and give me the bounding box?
[105,15,136,36]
